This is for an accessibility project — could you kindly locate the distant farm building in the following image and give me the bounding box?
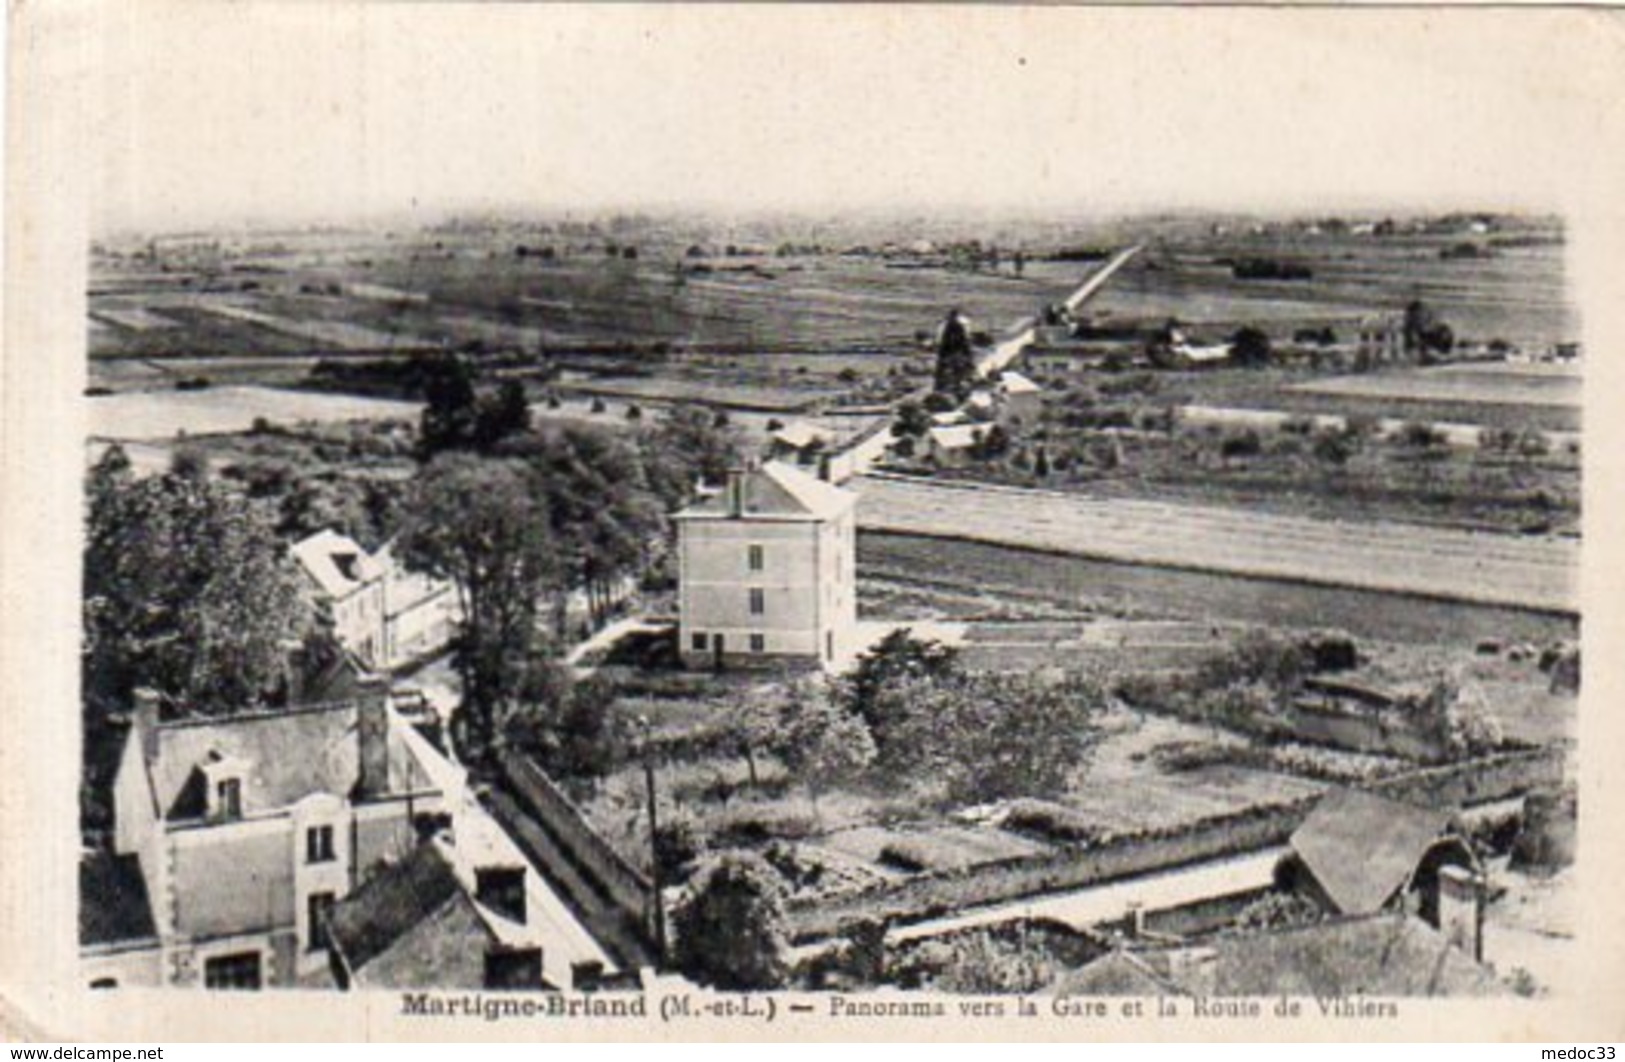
[674,461,858,670]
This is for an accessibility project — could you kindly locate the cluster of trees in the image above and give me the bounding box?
[720,631,1102,816]
[82,448,321,839]
[671,632,1104,990]
[419,355,534,457]
[397,406,741,767]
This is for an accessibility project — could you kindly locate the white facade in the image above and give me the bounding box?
[675,463,857,670]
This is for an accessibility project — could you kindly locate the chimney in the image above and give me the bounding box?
[1124,900,1145,940]
[725,467,745,518]
[1436,864,1484,962]
[355,678,391,801]
[132,688,162,768]
[476,865,528,925]
[817,453,833,482]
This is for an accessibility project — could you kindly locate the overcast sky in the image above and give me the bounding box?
[87,4,1623,233]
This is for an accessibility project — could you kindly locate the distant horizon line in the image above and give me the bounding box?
[91,201,1564,243]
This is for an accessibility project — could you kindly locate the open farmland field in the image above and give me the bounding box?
[88,385,421,441]
[1292,363,1581,410]
[858,532,1578,648]
[854,474,1576,613]
[1090,237,1575,347]
[1127,367,1581,434]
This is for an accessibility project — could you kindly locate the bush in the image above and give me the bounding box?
[1279,415,1316,436]
[1219,428,1263,458]
[877,841,932,874]
[590,397,607,414]
[1397,420,1446,450]
[653,815,706,882]
[1001,801,1105,846]
[1311,427,1355,465]
[709,812,818,848]
[672,852,791,990]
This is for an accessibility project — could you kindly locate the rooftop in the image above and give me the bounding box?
[1290,788,1460,916]
[675,461,855,522]
[1056,914,1499,998]
[928,424,984,450]
[326,839,496,978]
[79,851,157,948]
[292,528,384,599]
[148,698,430,821]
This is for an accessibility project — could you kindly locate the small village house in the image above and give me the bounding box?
[80,681,444,989]
[674,461,857,670]
[292,530,461,673]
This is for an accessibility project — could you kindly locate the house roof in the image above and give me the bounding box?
[771,421,830,449]
[998,371,1042,395]
[928,424,984,450]
[674,461,855,521]
[292,529,384,599]
[148,700,426,820]
[930,410,969,426]
[1290,788,1459,916]
[327,840,496,975]
[1210,914,1499,997]
[1054,948,1186,997]
[79,852,157,948]
[1055,914,1497,998]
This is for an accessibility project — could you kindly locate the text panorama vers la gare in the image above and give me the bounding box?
[398,992,1402,1024]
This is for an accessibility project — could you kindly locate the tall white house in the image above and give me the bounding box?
[674,461,857,670]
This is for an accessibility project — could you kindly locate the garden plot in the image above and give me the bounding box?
[91,307,180,331]
[195,301,406,350]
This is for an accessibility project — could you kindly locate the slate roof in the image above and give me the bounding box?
[998,370,1042,395]
[79,852,157,948]
[927,424,984,451]
[1290,788,1459,916]
[149,701,423,820]
[326,840,492,974]
[1054,914,1498,998]
[1209,914,1500,997]
[674,461,854,521]
[1054,948,1185,997]
[292,529,384,599]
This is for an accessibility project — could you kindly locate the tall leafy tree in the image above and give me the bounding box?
[419,353,480,457]
[771,680,875,818]
[507,425,666,630]
[395,454,558,762]
[933,307,978,399]
[84,447,312,718]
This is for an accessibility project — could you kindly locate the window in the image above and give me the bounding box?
[306,824,335,864]
[749,634,765,653]
[691,632,707,652]
[748,588,765,615]
[747,544,764,571]
[203,951,262,990]
[216,778,241,821]
[307,892,336,952]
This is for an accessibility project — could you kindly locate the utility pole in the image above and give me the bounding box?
[640,716,668,963]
